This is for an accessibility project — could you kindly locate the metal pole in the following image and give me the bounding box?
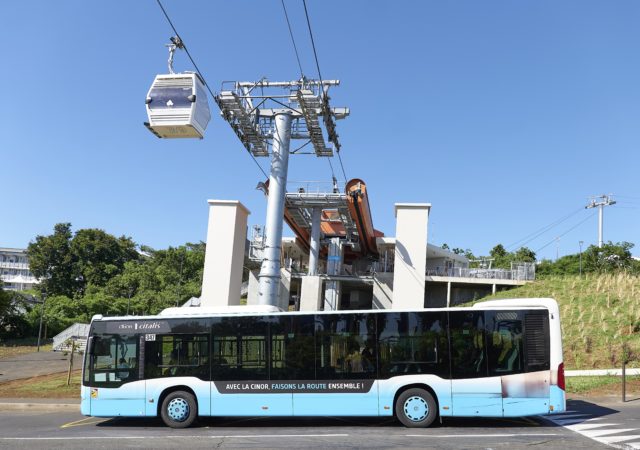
[308,207,322,276]
[579,241,584,277]
[622,358,626,402]
[258,112,292,306]
[36,292,46,352]
[598,204,604,248]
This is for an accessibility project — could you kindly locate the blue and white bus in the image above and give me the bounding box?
[81,297,565,428]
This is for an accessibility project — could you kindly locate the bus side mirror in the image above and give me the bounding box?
[87,336,95,355]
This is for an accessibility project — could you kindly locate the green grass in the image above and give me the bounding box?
[0,339,52,359]
[566,375,640,395]
[0,370,81,398]
[473,273,640,370]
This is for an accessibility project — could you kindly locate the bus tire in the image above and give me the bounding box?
[160,390,197,428]
[395,388,437,428]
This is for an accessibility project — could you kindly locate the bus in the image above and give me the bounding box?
[80,297,565,428]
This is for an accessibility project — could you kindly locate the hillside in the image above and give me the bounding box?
[475,273,640,370]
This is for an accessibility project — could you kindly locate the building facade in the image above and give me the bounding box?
[0,248,38,291]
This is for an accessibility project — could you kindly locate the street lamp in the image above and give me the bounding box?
[36,290,46,352]
[579,241,584,277]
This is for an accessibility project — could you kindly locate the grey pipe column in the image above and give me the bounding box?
[258,113,292,306]
[308,206,322,276]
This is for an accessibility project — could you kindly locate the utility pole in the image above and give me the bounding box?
[585,194,616,248]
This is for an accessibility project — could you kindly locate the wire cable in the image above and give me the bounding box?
[302,0,348,183]
[281,0,304,78]
[303,0,323,84]
[506,207,584,250]
[155,0,269,180]
[534,212,596,253]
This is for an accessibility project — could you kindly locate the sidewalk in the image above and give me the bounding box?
[0,397,79,412]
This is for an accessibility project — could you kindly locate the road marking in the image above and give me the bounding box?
[598,435,640,445]
[60,417,108,428]
[569,423,620,431]
[405,434,559,438]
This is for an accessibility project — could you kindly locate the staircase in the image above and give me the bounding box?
[52,323,90,353]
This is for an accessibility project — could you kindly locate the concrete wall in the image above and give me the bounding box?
[391,203,430,310]
[300,275,323,311]
[200,200,250,307]
[372,273,393,309]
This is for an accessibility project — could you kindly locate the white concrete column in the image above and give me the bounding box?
[446,281,452,308]
[279,268,291,311]
[308,207,322,276]
[324,237,343,311]
[300,275,323,311]
[201,200,250,307]
[392,203,431,310]
[247,270,259,305]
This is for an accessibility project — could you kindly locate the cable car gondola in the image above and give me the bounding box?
[145,72,211,139]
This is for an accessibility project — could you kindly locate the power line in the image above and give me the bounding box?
[155,0,269,180]
[535,212,596,254]
[281,0,304,78]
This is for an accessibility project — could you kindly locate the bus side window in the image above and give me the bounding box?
[449,311,487,379]
[486,311,524,375]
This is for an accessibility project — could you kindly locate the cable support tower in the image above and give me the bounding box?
[215,78,349,307]
[585,194,616,248]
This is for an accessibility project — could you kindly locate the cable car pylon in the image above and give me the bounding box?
[216,78,349,307]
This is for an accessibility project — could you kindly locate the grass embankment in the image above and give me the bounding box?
[0,370,81,398]
[0,339,52,359]
[476,273,640,370]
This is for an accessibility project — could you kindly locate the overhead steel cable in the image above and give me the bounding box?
[155,0,269,180]
[506,207,584,250]
[281,0,305,78]
[534,212,597,253]
[302,0,349,184]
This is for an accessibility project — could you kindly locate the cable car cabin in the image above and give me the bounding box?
[145,73,211,139]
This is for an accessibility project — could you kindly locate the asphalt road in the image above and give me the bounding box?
[0,410,611,450]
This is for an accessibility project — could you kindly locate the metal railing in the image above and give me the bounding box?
[52,323,90,352]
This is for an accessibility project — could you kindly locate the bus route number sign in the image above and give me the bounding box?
[145,334,156,342]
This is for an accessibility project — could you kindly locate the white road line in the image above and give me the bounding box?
[569,423,621,431]
[405,434,560,438]
[582,429,637,439]
[598,435,640,445]
[626,441,640,449]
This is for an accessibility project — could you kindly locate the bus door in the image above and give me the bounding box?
[210,317,293,416]
[450,311,502,417]
[86,334,146,417]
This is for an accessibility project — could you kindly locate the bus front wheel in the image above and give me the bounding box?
[160,390,197,428]
[395,388,437,428]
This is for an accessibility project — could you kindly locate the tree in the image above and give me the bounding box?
[71,228,138,291]
[27,223,139,298]
[584,241,635,273]
[0,285,33,340]
[27,223,76,297]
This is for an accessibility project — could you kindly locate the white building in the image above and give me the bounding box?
[0,248,38,291]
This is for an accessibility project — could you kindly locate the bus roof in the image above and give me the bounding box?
[90,298,557,323]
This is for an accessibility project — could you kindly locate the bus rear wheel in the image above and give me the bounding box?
[161,390,197,428]
[395,388,437,428]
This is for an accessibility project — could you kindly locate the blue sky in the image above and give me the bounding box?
[1,0,639,260]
